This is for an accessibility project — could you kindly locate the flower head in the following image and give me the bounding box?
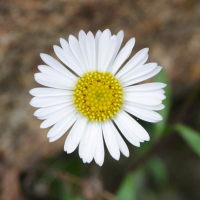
[30,29,166,166]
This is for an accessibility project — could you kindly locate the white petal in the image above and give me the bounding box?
[78,31,96,72]
[40,106,76,128]
[34,102,72,117]
[123,82,167,92]
[123,96,162,106]
[82,123,92,163]
[78,30,90,71]
[48,111,78,138]
[123,104,163,123]
[124,101,165,111]
[117,110,150,141]
[79,125,88,159]
[34,75,65,89]
[108,120,129,157]
[49,113,78,142]
[79,121,91,161]
[102,120,120,160]
[36,115,49,120]
[37,104,73,121]
[36,109,62,120]
[68,35,88,73]
[64,116,87,154]
[118,54,148,81]
[122,66,162,87]
[81,122,99,163]
[95,30,102,68]
[129,55,149,72]
[94,123,104,166]
[38,65,76,84]
[36,70,74,87]
[124,91,166,101]
[38,65,77,84]
[102,36,117,72]
[120,63,157,83]
[34,73,74,90]
[107,29,111,37]
[108,30,124,67]
[60,38,85,75]
[85,122,99,163]
[98,29,111,72]
[113,116,141,146]
[37,104,75,121]
[53,45,83,76]
[154,89,165,94]
[116,48,149,79]
[86,31,96,71]
[30,88,72,97]
[29,96,73,107]
[40,53,77,80]
[110,38,135,75]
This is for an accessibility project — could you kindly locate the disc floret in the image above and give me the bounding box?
[73,71,124,122]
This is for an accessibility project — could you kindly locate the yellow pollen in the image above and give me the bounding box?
[73,71,124,122]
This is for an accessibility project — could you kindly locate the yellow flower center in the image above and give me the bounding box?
[73,71,124,122]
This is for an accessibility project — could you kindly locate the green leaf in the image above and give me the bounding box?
[154,68,171,137]
[60,182,84,200]
[117,173,136,200]
[73,197,84,200]
[175,124,200,156]
[117,169,146,200]
[147,156,168,187]
[60,183,74,200]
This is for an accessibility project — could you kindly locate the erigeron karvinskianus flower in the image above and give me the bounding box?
[29,29,166,166]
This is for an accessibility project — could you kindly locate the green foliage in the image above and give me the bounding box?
[154,68,171,137]
[60,184,74,200]
[147,156,168,187]
[175,124,200,156]
[60,181,83,200]
[117,172,136,200]
[43,154,86,177]
[117,169,146,200]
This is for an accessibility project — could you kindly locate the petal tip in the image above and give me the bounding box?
[145,135,150,141]
[124,151,130,157]
[98,161,103,166]
[29,89,34,96]
[119,30,124,35]
[113,154,120,161]
[40,122,47,129]
[29,100,33,106]
[53,45,58,50]
[40,53,46,59]
[49,138,54,142]
[47,131,52,138]
[33,112,37,117]
[60,38,65,42]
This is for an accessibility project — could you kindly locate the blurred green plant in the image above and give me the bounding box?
[175,124,200,156]
[117,172,136,200]
[60,182,83,200]
[117,156,169,200]
[117,169,145,200]
[147,156,168,188]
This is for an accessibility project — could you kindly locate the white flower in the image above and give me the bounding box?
[29,29,166,166]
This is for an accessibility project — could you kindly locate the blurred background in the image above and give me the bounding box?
[0,0,200,199]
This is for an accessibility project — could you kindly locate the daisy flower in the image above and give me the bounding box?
[29,29,166,166]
